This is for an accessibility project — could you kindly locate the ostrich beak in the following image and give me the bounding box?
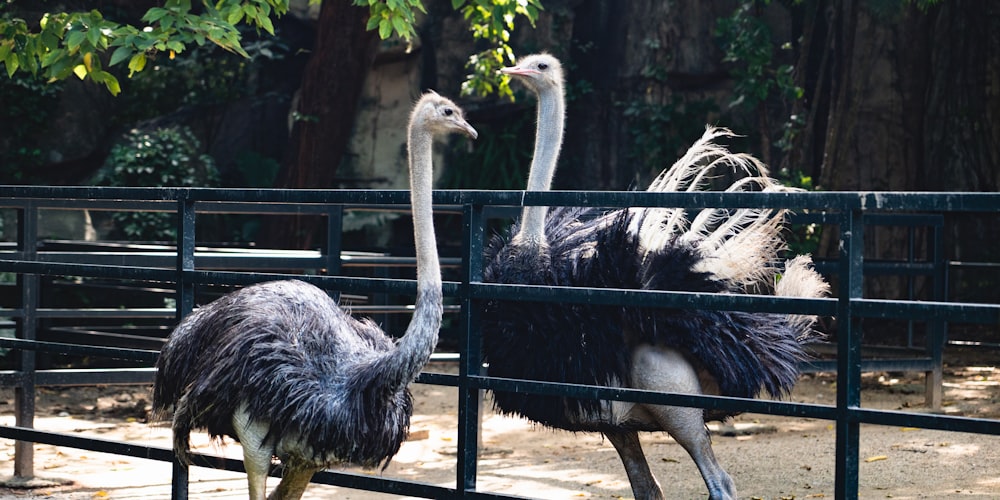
[500,65,539,77]
[459,122,478,140]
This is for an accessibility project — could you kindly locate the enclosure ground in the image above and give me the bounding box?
[0,351,998,499]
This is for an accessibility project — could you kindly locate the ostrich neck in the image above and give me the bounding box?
[514,85,565,247]
[407,128,442,293]
[377,127,443,391]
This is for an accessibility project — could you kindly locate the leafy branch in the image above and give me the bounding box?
[0,0,288,95]
[454,0,543,100]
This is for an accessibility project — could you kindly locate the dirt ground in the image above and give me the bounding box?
[0,349,997,500]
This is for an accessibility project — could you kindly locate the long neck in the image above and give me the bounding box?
[514,84,565,247]
[375,126,443,390]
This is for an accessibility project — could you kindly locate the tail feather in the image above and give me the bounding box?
[775,255,830,337]
[646,127,763,194]
[634,126,751,241]
[635,126,815,293]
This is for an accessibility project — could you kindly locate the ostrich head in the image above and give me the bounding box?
[410,91,478,140]
[501,53,564,96]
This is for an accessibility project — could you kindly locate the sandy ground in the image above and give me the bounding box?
[0,353,998,500]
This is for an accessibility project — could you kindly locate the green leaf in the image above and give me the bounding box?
[5,54,19,78]
[390,15,409,39]
[142,7,170,23]
[452,0,466,9]
[109,45,132,66]
[127,53,146,76]
[66,30,86,50]
[99,71,121,95]
[258,14,274,35]
[378,18,392,39]
[227,6,244,25]
[87,26,101,47]
[40,30,60,51]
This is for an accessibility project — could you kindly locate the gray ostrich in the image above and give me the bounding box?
[483,54,828,500]
[152,92,477,500]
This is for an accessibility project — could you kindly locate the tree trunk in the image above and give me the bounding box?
[561,0,732,192]
[263,0,380,249]
[805,0,999,301]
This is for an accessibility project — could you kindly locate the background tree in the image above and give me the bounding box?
[1,0,997,302]
[1,0,540,248]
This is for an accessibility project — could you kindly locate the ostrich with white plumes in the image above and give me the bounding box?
[152,92,477,500]
[482,53,828,500]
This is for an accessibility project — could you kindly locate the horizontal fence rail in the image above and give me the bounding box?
[0,186,998,500]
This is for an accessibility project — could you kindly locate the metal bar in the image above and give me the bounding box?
[851,298,1000,323]
[172,197,195,500]
[925,222,946,408]
[3,307,175,318]
[1,185,999,212]
[176,197,196,319]
[800,357,938,373]
[33,368,155,386]
[457,202,485,495]
[326,205,344,302]
[835,209,864,500]
[14,200,38,478]
[0,187,998,499]
[0,253,462,270]
[0,338,159,362]
[0,424,526,499]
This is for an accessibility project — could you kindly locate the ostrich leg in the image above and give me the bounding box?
[234,405,274,500]
[604,429,665,500]
[268,464,319,500]
[644,403,736,500]
[631,346,737,500]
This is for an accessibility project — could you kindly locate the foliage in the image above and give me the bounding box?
[1,0,541,99]
[115,28,288,126]
[454,0,544,100]
[621,96,718,182]
[715,0,805,164]
[358,0,426,40]
[716,0,803,110]
[780,169,823,256]
[0,0,289,95]
[0,72,62,183]
[92,126,218,241]
[0,0,430,96]
[715,0,821,254]
[438,110,534,189]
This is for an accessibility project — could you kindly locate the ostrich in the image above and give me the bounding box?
[483,54,829,499]
[152,92,477,500]
[499,53,565,250]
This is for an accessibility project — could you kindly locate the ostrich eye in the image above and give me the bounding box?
[443,108,454,116]
[538,63,549,70]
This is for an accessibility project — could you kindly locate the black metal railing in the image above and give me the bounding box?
[0,186,998,499]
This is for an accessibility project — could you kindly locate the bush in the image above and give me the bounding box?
[93,126,218,241]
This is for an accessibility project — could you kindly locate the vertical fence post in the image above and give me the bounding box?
[925,221,946,409]
[13,200,38,479]
[835,208,864,499]
[325,205,343,300]
[171,195,197,500]
[456,202,485,497]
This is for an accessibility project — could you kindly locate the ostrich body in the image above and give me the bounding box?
[483,54,828,499]
[152,93,477,500]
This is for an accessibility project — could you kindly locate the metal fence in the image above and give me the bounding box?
[1,185,999,499]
